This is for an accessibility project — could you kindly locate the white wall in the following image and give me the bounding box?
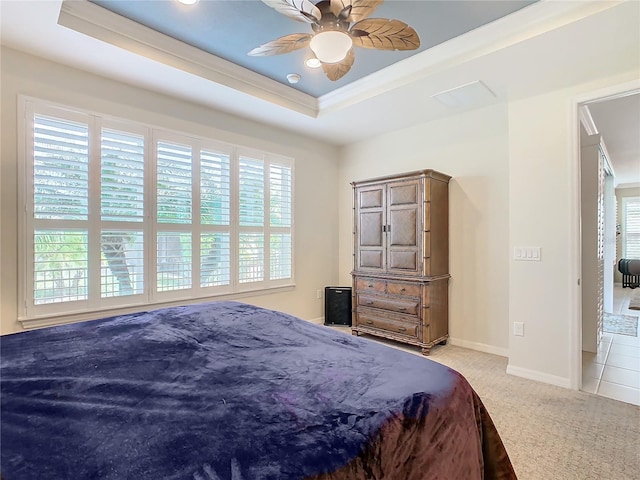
[507,74,639,387]
[338,73,639,387]
[338,103,511,356]
[2,43,638,389]
[0,47,340,334]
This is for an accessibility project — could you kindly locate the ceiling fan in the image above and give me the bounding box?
[248,0,420,81]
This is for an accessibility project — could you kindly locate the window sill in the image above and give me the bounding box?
[19,284,295,330]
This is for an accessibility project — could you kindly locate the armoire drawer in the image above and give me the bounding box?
[386,280,421,297]
[356,312,418,339]
[357,294,419,316]
[355,277,386,293]
[356,277,422,299]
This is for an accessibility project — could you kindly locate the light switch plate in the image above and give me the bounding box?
[514,247,541,261]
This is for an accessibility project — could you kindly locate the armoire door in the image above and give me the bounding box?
[387,179,421,275]
[355,184,386,272]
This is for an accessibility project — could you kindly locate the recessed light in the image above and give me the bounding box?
[286,73,301,84]
[305,58,321,69]
[177,0,199,5]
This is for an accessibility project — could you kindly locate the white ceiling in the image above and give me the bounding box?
[587,93,640,188]
[1,0,639,184]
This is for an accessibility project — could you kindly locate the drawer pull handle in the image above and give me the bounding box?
[400,288,406,292]
[366,301,374,305]
[398,307,407,311]
[366,320,374,325]
[398,327,406,332]
[367,283,374,288]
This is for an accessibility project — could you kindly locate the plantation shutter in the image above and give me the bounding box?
[624,197,640,259]
[157,142,192,224]
[23,99,294,321]
[200,149,231,287]
[239,156,265,283]
[156,141,193,292]
[33,115,90,305]
[101,129,145,222]
[269,164,292,280]
[100,128,145,298]
[34,115,89,221]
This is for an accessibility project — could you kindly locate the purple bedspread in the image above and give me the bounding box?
[1,301,515,479]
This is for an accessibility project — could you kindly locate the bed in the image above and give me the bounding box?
[1,301,516,479]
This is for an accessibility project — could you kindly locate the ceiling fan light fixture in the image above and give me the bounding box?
[309,31,352,64]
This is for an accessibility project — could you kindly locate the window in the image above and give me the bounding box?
[21,99,294,319]
[622,196,640,259]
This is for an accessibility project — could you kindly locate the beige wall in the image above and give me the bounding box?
[507,74,639,387]
[338,103,511,356]
[339,74,639,387]
[2,43,639,388]
[0,47,340,334]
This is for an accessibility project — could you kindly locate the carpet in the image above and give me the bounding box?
[347,338,640,480]
[603,312,638,336]
[629,289,640,310]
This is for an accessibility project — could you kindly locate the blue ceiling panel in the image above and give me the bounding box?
[90,0,537,97]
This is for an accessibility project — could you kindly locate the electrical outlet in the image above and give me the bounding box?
[513,322,524,336]
[316,289,322,300]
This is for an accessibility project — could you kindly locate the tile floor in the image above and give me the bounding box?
[582,285,640,406]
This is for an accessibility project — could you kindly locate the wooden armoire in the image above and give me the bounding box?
[351,170,451,355]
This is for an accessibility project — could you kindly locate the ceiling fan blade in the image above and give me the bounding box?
[248,33,312,56]
[350,18,420,50]
[330,0,383,23]
[260,0,322,24]
[321,49,355,81]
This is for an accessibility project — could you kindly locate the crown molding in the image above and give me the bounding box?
[58,0,319,117]
[58,0,625,118]
[579,105,598,135]
[317,0,626,114]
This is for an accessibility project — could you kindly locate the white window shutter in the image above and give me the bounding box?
[101,128,145,222]
[34,115,89,220]
[24,100,294,320]
[157,141,192,224]
[624,197,640,259]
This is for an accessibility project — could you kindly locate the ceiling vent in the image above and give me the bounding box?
[431,80,496,109]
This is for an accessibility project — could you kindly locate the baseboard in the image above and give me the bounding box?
[307,317,325,325]
[448,337,508,357]
[506,364,572,388]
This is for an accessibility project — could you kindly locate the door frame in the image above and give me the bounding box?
[569,79,640,390]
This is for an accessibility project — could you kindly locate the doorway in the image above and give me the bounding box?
[577,88,640,405]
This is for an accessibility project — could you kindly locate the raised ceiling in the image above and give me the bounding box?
[89,0,536,97]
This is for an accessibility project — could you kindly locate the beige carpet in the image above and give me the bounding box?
[427,345,640,480]
[326,326,640,480]
[629,289,640,311]
[603,312,639,337]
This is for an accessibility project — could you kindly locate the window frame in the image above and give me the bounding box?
[621,195,640,260]
[18,97,295,322]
